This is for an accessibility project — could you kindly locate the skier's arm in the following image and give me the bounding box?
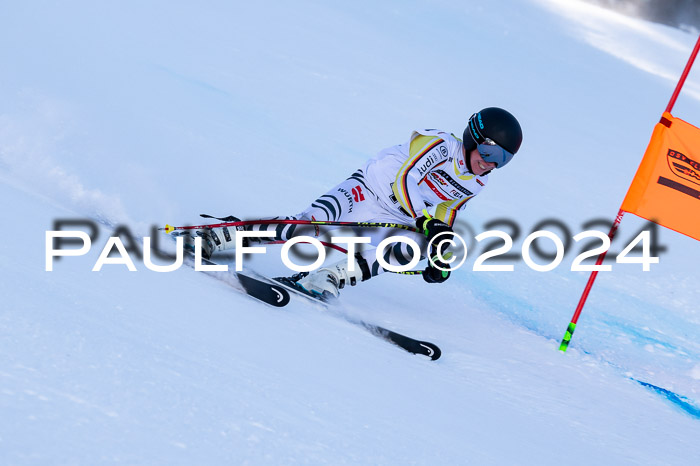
[392,135,446,218]
[392,171,423,218]
[434,197,473,226]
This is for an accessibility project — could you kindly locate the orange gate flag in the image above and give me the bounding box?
[621,112,700,242]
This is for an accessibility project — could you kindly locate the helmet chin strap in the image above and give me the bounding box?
[465,155,475,174]
[463,143,475,174]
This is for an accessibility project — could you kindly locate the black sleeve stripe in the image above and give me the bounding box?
[316,197,340,221]
[311,202,332,221]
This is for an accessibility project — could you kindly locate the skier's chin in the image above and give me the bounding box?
[469,168,492,177]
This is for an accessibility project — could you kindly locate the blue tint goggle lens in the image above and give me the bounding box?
[477,139,514,168]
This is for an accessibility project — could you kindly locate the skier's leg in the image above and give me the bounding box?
[291,230,425,298]
[197,169,374,258]
[248,168,381,240]
[358,230,426,278]
[283,170,428,296]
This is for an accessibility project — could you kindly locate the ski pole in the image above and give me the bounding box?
[162,215,425,274]
[245,240,425,276]
[168,234,425,275]
[160,218,420,234]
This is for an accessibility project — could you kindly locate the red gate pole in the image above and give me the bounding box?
[559,34,700,352]
[559,210,624,351]
[665,34,700,113]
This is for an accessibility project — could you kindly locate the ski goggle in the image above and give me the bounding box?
[468,112,514,168]
[477,139,514,168]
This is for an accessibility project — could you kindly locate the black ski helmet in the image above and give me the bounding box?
[463,107,523,166]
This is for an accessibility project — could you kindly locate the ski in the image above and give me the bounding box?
[174,237,291,308]
[362,323,442,360]
[170,233,441,360]
[272,276,442,360]
[236,273,290,307]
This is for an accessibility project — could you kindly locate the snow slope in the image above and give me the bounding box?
[1,0,700,464]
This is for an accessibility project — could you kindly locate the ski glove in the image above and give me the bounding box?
[416,211,454,284]
[415,212,454,257]
[423,253,452,284]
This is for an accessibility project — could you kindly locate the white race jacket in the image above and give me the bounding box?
[363,129,487,226]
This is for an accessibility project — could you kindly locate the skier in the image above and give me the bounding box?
[198,107,523,299]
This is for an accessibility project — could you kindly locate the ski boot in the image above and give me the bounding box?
[275,255,370,300]
[195,215,248,259]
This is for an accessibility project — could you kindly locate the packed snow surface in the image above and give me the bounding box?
[1,0,700,464]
